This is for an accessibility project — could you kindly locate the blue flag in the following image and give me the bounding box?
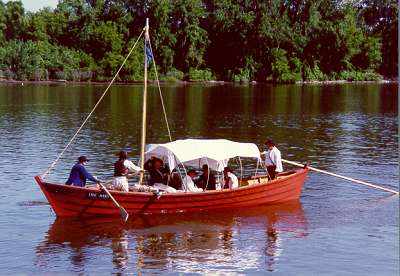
[145,40,152,66]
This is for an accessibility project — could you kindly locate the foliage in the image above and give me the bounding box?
[360,0,397,77]
[0,0,396,82]
[188,68,215,81]
[270,48,301,83]
[160,68,184,82]
[339,70,383,81]
[304,64,327,81]
[0,39,94,81]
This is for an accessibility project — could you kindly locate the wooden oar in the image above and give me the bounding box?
[282,159,399,195]
[98,182,129,222]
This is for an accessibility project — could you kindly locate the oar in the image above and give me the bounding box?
[98,182,129,222]
[282,159,399,195]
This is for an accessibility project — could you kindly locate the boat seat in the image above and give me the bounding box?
[251,174,268,179]
[247,179,259,185]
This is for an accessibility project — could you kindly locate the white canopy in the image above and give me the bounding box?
[145,139,261,172]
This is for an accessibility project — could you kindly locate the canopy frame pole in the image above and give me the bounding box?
[216,171,222,190]
[173,155,187,192]
[204,158,210,191]
[255,158,260,176]
[238,157,243,181]
[181,162,188,192]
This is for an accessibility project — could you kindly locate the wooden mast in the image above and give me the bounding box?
[139,18,149,184]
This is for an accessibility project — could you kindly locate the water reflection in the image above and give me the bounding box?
[35,201,307,274]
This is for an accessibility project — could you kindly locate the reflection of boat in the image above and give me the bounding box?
[40,199,306,231]
[34,20,308,218]
[35,201,307,272]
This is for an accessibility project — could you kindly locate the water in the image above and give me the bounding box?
[0,83,398,275]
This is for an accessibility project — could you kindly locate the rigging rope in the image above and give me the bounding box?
[148,38,172,142]
[42,29,145,178]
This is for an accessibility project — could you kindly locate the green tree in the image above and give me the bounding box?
[0,0,396,81]
[360,0,397,77]
[3,0,25,41]
[171,0,209,71]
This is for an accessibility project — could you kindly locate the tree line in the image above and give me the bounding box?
[0,0,397,83]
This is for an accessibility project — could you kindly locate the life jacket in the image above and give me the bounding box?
[114,160,128,176]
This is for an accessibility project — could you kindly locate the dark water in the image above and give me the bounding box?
[0,83,398,275]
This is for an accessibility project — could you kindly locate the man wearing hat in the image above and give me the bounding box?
[261,139,283,180]
[66,156,99,187]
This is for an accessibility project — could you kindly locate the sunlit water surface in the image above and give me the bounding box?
[0,83,398,275]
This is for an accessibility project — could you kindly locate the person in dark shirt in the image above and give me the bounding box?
[144,157,169,186]
[113,150,141,191]
[169,169,182,190]
[65,156,99,187]
[197,164,216,190]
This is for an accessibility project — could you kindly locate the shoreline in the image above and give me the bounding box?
[0,78,397,86]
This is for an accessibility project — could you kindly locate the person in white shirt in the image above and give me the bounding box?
[113,151,141,191]
[182,169,203,192]
[223,167,239,189]
[262,139,283,180]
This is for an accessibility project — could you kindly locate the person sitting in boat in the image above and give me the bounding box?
[169,168,183,190]
[144,157,177,193]
[113,150,141,192]
[223,167,239,189]
[144,157,170,186]
[65,156,99,187]
[197,164,216,190]
[261,139,283,180]
[182,169,203,192]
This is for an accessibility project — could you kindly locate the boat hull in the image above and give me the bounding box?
[35,168,308,217]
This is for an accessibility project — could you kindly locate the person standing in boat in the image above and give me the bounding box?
[65,156,99,187]
[262,139,283,180]
[113,150,141,192]
[223,167,239,189]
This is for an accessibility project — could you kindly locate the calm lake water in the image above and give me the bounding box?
[0,83,398,275]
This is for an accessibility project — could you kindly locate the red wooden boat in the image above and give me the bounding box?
[35,167,308,217]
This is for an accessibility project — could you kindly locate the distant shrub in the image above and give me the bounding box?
[79,70,93,81]
[33,69,46,81]
[231,56,257,82]
[304,64,327,81]
[339,69,382,81]
[54,71,65,80]
[232,68,251,82]
[188,68,215,81]
[160,68,184,81]
[3,69,16,80]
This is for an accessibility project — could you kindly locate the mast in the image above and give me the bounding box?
[139,18,149,184]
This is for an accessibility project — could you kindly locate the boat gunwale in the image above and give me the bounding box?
[35,167,308,199]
